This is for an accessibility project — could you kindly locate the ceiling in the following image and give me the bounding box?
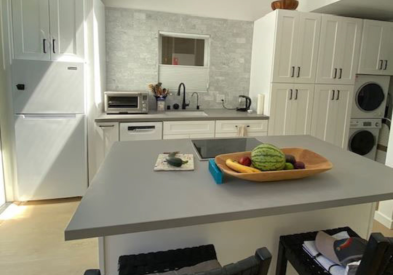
[102,0,393,21]
[313,0,393,20]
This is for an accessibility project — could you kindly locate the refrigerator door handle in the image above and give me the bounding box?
[19,114,77,120]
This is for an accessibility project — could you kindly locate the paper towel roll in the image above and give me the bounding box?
[257,94,265,115]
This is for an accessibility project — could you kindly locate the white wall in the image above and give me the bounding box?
[86,0,106,181]
[0,0,16,202]
[298,0,341,12]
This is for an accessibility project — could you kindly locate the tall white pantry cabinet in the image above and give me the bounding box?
[250,10,361,148]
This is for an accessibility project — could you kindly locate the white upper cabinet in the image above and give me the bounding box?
[294,13,321,84]
[316,15,362,85]
[12,0,50,61]
[49,0,85,62]
[11,0,85,62]
[272,10,321,84]
[311,85,353,148]
[358,20,393,75]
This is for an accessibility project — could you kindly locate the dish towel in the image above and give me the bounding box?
[303,231,352,275]
[237,125,248,137]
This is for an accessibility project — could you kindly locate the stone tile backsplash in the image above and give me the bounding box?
[106,8,253,110]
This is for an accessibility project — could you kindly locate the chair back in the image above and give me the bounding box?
[356,233,393,275]
[195,248,272,275]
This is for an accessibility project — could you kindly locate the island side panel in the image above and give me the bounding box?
[100,203,375,275]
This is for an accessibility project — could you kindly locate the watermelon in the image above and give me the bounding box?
[251,144,286,171]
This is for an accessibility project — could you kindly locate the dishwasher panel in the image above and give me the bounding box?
[120,122,163,141]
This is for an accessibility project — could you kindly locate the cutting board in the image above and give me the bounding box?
[154,154,194,171]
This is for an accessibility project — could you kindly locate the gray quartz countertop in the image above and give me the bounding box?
[65,136,393,240]
[95,109,269,122]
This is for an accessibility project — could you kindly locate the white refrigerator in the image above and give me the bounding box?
[13,60,87,201]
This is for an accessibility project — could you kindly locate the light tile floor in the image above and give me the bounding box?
[0,199,392,275]
[0,199,98,275]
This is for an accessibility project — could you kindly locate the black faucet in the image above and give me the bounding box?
[177,83,189,110]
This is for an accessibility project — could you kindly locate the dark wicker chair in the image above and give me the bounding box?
[85,244,272,275]
[276,226,393,275]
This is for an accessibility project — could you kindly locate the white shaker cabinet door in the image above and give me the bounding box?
[358,20,384,75]
[94,122,119,177]
[336,18,362,85]
[331,87,353,148]
[272,10,298,83]
[49,0,85,62]
[311,85,353,148]
[316,16,340,84]
[11,0,51,61]
[294,13,321,84]
[268,84,292,136]
[311,86,335,143]
[380,22,393,75]
[288,84,314,135]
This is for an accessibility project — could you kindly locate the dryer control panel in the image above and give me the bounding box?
[350,119,382,129]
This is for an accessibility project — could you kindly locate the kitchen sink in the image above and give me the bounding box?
[165,111,208,117]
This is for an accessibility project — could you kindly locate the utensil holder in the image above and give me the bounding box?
[156,96,166,112]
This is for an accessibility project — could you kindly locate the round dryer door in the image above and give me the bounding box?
[356,83,385,112]
[349,130,376,156]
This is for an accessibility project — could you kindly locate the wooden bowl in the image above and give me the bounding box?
[284,0,299,10]
[215,148,333,183]
[271,1,284,10]
[271,0,299,10]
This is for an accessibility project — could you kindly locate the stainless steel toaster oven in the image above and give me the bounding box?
[104,91,149,114]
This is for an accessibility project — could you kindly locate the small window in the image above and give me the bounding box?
[158,32,210,92]
[161,36,206,66]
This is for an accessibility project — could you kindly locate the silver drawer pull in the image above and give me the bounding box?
[99,125,115,128]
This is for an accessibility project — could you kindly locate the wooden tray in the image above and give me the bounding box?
[215,148,333,182]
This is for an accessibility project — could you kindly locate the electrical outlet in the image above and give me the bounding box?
[216,94,225,103]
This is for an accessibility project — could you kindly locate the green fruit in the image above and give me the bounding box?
[166,157,188,167]
[284,163,294,170]
[251,144,286,171]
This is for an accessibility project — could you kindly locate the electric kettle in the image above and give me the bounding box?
[237,95,252,112]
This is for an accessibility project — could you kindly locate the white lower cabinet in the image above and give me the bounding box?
[311,85,353,148]
[95,122,119,173]
[215,120,268,138]
[268,83,314,136]
[163,121,215,140]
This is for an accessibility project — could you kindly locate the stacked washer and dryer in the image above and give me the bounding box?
[348,75,390,160]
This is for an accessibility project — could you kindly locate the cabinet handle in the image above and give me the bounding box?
[297,67,301,78]
[380,60,384,70]
[52,39,56,53]
[43,39,47,53]
[289,89,293,100]
[336,90,340,101]
[295,89,298,100]
[384,60,388,70]
[291,66,295,77]
[339,68,342,79]
[333,68,337,79]
[99,125,115,128]
[331,90,335,100]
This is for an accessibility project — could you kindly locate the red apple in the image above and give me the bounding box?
[239,157,252,167]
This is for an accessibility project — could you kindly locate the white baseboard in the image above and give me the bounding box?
[374,210,393,229]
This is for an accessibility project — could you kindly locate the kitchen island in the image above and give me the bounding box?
[66,136,393,275]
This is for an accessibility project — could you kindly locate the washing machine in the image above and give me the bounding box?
[348,119,382,160]
[352,75,390,118]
